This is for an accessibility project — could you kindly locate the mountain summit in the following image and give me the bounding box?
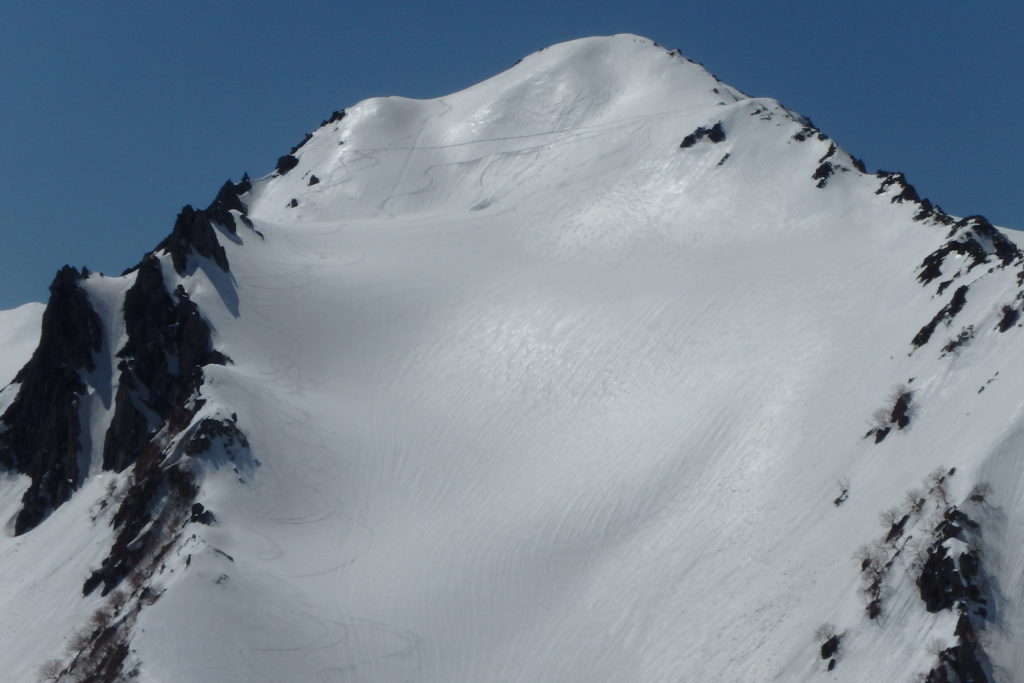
[1,34,1022,682]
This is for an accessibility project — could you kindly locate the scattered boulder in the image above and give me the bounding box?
[190,503,216,525]
[997,305,1020,332]
[820,634,840,659]
[680,122,726,148]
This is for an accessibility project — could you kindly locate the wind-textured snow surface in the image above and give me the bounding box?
[2,34,1024,682]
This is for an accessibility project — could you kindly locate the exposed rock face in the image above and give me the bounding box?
[102,255,228,473]
[0,190,236,537]
[0,266,103,534]
[156,205,231,276]
[321,109,346,126]
[918,216,1020,287]
[0,148,247,543]
[184,416,249,458]
[926,615,989,683]
[918,506,993,682]
[206,174,252,231]
[83,462,197,597]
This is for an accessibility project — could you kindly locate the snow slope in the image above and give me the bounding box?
[0,302,43,387]
[2,35,1023,682]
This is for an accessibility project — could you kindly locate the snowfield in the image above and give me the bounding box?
[0,302,43,388]
[2,35,1023,682]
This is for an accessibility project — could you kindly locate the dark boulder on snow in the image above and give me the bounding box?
[190,502,216,525]
[680,121,726,148]
[706,122,726,143]
[996,305,1020,332]
[276,154,300,175]
[820,634,840,659]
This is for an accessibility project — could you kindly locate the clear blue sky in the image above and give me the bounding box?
[2,1,1021,309]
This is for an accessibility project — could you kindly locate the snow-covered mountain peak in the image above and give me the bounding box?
[2,34,1023,683]
[246,34,763,225]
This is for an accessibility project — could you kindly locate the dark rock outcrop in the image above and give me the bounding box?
[918,216,1019,286]
[918,505,993,682]
[190,502,215,525]
[812,161,834,188]
[919,507,982,613]
[996,305,1019,332]
[874,171,957,225]
[290,133,313,155]
[156,205,231,276]
[184,416,249,458]
[913,286,969,348]
[321,109,346,126]
[926,615,990,683]
[84,463,197,596]
[206,174,252,231]
[680,122,726,148]
[0,266,103,534]
[941,326,975,355]
[876,171,921,204]
[890,391,912,429]
[102,256,228,473]
[820,634,839,659]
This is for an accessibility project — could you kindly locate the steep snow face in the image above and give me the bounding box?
[0,302,43,388]
[3,34,1024,682]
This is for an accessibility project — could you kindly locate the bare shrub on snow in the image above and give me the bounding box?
[814,623,836,642]
[903,488,926,514]
[926,637,947,657]
[926,467,951,506]
[36,659,63,681]
[879,507,901,528]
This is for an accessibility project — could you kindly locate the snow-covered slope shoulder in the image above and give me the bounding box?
[0,302,44,389]
[2,34,1023,682]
